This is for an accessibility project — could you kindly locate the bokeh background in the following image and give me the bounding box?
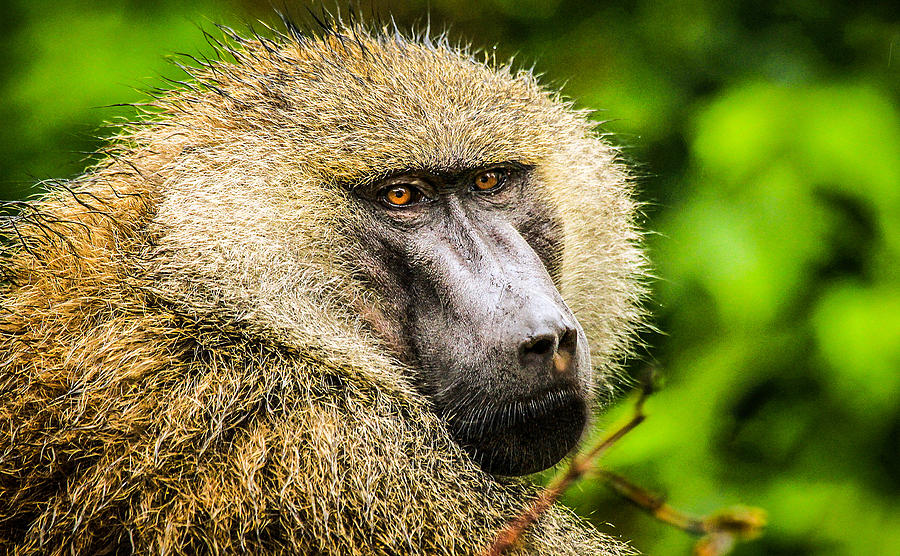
[1,1,897,554]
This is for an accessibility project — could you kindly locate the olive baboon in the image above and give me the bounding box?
[0,21,645,555]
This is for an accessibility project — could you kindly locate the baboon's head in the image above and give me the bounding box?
[354,162,588,476]
[144,26,644,476]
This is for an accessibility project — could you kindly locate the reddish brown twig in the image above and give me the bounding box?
[599,470,766,555]
[481,388,650,556]
[481,374,766,556]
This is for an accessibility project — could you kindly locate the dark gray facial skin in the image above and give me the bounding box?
[351,164,593,476]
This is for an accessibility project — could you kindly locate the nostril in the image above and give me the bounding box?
[518,326,579,377]
[552,328,578,376]
[558,328,577,356]
[524,336,556,358]
[518,333,557,371]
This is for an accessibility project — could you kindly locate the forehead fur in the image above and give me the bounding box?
[135,24,644,387]
[151,28,584,184]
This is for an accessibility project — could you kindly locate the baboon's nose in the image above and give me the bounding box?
[518,324,578,377]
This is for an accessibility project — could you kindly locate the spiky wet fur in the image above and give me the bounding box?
[0,22,645,555]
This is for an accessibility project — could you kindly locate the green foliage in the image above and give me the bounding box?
[1,1,897,554]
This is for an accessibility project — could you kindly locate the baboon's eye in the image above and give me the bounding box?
[379,184,423,207]
[473,169,507,192]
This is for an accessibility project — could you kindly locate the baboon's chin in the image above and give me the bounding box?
[445,387,589,476]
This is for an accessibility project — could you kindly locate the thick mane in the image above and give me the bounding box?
[0,24,640,555]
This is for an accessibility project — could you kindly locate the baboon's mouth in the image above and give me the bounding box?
[442,386,588,476]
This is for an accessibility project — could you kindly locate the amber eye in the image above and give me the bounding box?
[379,184,422,207]
[473,169,506,192]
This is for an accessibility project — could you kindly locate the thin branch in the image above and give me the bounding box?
[599,470,766,555]
[481,371,766,556]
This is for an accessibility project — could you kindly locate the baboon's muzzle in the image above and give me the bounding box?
[404,202,593,475]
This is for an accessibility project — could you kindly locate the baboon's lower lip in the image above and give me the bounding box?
[446,385,582,428]
[442,386,588,475]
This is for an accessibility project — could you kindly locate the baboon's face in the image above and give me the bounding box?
[353,163,592,475]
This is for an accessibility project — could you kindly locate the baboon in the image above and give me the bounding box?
[0,20,645,555]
